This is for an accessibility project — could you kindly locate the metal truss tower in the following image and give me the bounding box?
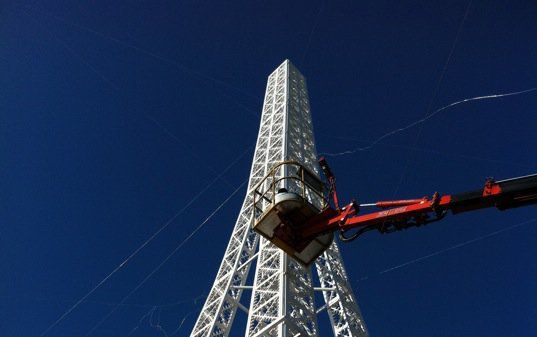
[189,60,368,337]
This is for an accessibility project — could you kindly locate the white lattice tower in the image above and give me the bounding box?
[189,60,368,337]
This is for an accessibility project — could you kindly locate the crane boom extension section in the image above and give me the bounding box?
[251,158,537,266]
[305,165,537,241]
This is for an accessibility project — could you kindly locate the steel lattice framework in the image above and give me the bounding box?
[189,60,368,337]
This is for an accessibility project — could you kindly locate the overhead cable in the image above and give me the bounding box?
[81,178,248,337]
[357,217,537,281]
[37,146,252,337]
[322,86,537,157]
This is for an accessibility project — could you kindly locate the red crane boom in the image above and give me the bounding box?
[251,158,537,265]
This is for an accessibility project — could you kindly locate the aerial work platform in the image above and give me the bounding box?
[252,161,333,265]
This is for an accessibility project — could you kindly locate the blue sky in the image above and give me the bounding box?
[2,1,536,336]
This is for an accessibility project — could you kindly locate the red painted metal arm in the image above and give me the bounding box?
[301,173,537,241]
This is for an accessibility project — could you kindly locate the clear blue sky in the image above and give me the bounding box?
[2,1,536,336]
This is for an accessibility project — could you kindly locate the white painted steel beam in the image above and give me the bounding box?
[189,60,368,337]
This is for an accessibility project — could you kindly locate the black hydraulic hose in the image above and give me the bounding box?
[339,225,376,242]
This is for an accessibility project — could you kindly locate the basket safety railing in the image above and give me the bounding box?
[251,161,328,223]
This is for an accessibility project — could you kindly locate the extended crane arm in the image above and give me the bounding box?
[251,158,536,265]
[301,159,537,242]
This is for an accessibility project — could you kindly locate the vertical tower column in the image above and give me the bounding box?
[189,60,368,337]
[245,61,318,337]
